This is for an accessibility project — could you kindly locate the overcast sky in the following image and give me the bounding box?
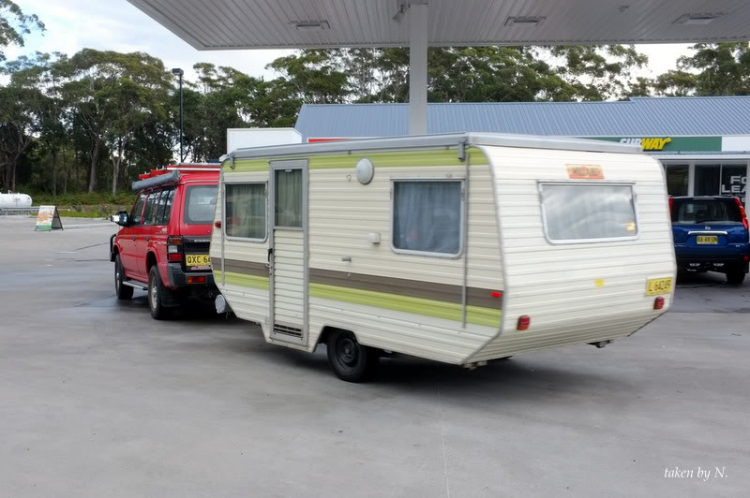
[11,0,693,85]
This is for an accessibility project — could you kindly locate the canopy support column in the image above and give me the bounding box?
[408,2,428,135]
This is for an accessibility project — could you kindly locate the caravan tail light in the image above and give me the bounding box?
[653,297,665,310]
[668,196,674,217]
[733,197,749,232]
[517,315,531,331]
[167,236,183,261]
[214,220,222,229]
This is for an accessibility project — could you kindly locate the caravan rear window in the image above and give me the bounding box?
[540,183,639,243]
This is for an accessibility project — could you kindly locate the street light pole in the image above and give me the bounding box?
[172,68,185,162]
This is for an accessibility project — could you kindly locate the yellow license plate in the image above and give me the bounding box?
[646,277,673,296]
[696,236,718,244]
[186,254,211,267]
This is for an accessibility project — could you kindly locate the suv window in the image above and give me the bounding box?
[184,185,218,225]
[143,190,162,225]
[672,199,741,224]
[131,193,147,225]
[156,188,175,225]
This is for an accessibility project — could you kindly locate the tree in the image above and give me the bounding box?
[58,49,172,193]
[0,0,43,62]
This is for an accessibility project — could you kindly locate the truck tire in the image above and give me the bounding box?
[114,254,133,300]
[148,266,170,320]
[326,330,379,383]
[726,267,746,285]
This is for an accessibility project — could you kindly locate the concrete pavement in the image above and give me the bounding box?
[0,217,748,497]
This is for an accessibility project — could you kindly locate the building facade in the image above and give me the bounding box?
[294,97,750,206]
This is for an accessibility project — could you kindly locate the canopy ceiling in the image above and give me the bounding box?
[127,0,750,50]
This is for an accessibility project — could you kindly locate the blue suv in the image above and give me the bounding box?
[671,196,750,285]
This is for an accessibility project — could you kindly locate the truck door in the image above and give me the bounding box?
[137,189,164,278]
[269,160,308,345]
[120,192,147,280]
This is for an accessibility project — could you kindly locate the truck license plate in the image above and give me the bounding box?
[186,254,211,267]
[696,236,718,244]
[646,277,673,296]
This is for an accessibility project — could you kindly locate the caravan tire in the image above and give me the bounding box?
[326,330,379,383]
[114,255,133,300]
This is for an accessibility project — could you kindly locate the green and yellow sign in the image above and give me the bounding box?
[589,136,723,153]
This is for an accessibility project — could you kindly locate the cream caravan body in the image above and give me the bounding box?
[211,133,675,380]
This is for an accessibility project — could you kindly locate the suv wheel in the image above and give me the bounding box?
[114,254,133,300]
[726,267,746,285]
[148,266,170,320]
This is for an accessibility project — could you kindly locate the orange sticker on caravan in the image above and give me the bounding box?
[567,164,604,179]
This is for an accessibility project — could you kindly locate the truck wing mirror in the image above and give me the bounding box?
[111,211,129,226]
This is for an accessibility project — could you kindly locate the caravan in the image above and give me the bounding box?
[210,133,675,382]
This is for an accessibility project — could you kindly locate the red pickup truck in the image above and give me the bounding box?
[110,165,220,319]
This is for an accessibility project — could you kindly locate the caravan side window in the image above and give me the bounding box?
[225,182,267,241]
[540,183,639,243]
[392,180,463,257]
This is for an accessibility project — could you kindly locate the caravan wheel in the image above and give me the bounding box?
[326,330,379,383]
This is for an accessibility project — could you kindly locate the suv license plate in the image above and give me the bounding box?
[186,254,211,267]
[696,236,718,244]
[646,277,673,296]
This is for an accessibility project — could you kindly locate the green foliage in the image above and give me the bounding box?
[0,0,44,61]
[1,26,749,199]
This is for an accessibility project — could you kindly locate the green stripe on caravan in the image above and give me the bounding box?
[309,283,501,328]
[213,271,270,290]
[229,148,488,173]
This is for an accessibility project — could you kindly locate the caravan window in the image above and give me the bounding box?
[540,183,639,243]
[392,180,463,256]
[225,183,267,240]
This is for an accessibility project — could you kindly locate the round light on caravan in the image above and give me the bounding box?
[356,158,374,185]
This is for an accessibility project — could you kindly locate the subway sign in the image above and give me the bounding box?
[589,136,723,152]
[619,137,671,150]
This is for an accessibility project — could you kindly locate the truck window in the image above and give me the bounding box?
[672,199,741,224]
[143,190,162,225]
[540,183,639,243]
[130,193,147,225]
[392,180,463,256]
[184,185,218,225]
[156,188,175,225]
[226,183,266,240]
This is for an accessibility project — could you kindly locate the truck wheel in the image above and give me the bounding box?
[114,254,133,300]
[148,266,170,320]
[326,330,379,383]
[726,267,746,285]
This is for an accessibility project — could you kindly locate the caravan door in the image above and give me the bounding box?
[268,160,308,344]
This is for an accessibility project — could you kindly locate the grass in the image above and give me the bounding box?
[58,210,110,219]
[29,191,136,206]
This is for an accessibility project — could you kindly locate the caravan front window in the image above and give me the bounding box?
[540,183,639,243]
[392,180,463,256]
[225,183,267,241]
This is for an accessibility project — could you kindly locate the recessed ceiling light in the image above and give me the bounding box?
[504,16,546,27]
[293,20,330,31]
[673,13,725,25]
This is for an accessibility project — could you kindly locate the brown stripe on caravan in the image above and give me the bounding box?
[309,268,502,310]
[212,258,269,277]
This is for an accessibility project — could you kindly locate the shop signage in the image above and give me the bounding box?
[721,174,747,201]
[619,137,671,150]
[589,136,723,153]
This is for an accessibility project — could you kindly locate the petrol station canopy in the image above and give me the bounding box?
[128,0,749,49]
[126,0,750,134]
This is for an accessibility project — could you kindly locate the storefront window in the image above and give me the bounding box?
[695,165,721,196]
[665,165,689,196]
